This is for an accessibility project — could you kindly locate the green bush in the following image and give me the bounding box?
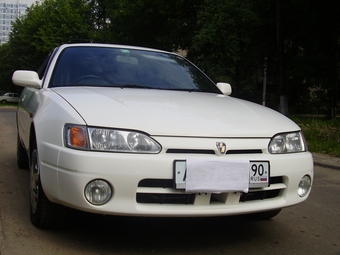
[0,102,17,107]
[290,116,340,157]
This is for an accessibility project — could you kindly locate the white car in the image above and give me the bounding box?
[13,43,313,228]
[0,92,19,103]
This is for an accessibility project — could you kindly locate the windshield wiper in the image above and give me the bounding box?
[122,85,205,92]
[63,84,208,92]
[120,84,154,89]
[159,88,205,92]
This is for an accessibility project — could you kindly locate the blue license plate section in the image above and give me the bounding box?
[174,160,270,189]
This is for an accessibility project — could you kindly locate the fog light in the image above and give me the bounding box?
[297,175,312,197]
[85,180,112,205]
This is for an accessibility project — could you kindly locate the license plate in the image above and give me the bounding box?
[174,160,270,189]
[248,161,270,188]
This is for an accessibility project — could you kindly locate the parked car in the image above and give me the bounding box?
[13,43,313,228]
[0,92,19,103]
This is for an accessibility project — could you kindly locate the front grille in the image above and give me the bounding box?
[166,149,215,154]
[166,149,263,155]
[137,193,195,204]
[226,149,262,154]
[139,179,173,188]
[136,176,285,205]
[239,189,280,202]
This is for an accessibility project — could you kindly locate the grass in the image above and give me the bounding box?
[290,116,340,157]
[0,102,18,107]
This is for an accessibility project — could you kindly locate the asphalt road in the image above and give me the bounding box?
[0,108,339,255]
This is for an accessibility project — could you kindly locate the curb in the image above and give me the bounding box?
[312,153,340,170]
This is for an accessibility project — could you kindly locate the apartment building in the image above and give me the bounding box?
[0,0,43,45]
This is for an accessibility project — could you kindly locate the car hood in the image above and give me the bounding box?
[53,87,299,137]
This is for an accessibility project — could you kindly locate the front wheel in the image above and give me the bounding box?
[29,145,67,228]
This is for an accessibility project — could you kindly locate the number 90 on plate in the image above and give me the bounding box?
[249,161,270,188]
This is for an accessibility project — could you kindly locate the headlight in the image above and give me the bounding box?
[65,125,89,150]
[268,131,306,154]
[65,125,161,153]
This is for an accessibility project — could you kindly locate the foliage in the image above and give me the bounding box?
[0,0,339,117]
[90,0,201,51]
[291,116,340,157]
[0,102,18,107]
[0,43,17,92]
[282,0,340,116]
[187,0,262,101]
[9,0,92,70]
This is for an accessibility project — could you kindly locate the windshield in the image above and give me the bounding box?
[49,46,221,93]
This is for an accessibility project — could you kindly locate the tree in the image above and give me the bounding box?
[1,0,338,116]
[187,0,262,101]
[90,0,202,51]
[284,0,340,118]
[9,0,92,70]
[0,43,17,93]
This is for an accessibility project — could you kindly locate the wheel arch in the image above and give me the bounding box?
[29,123,37,157]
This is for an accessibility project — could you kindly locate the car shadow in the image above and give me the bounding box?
[51,210,270,254]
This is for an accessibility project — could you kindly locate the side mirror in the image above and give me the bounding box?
[216,82,232,96]
[12,70,42,88]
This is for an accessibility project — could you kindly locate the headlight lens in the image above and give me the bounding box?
[268,131,306,154]
[65,125,161,153]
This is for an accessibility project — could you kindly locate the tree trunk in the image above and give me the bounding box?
[276,0,288,115]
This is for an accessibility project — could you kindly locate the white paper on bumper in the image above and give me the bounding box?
[185,159,250,193]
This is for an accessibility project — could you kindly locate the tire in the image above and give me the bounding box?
[29,143,67,228]
[1,100,6,104]
[17,135,29,169]
[245,209,282,220]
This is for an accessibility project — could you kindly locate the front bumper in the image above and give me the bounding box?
[39,136,314,216]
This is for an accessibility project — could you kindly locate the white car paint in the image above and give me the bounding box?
[13,43,313,227]
[54,86,299,137]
